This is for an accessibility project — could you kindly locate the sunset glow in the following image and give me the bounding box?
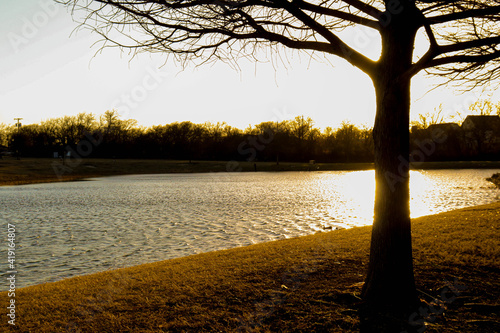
[1,0,499,130]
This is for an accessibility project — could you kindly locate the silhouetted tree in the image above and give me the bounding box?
[411,104,446,130]
[44,1,500,327]
[334,121,360,161]
[318,126,337,161]
[100,110,120,134]
[0,123,14,148]
[468,98,500,116]
[96,110,138,157]
[11,124,41,157]
[287,116,316,160]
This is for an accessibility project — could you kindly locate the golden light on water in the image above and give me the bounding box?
[317,170,440,227]
[3,169,497,290]
[315,170,375,226]
[336,171,375,224]
[409,170,434,218]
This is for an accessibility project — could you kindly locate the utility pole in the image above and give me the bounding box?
[276,120,280,166]
[14,118,23,131]
[13,118,22,160]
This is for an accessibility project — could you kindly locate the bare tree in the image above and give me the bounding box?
[468,98,500,115]
[0,123,14,147]
[411,104,445,129]
[59,0,500,331]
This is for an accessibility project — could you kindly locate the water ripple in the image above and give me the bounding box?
[1,169,499,290]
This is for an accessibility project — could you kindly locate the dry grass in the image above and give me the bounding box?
[2,157,500,187]
[1,202,499,332]
[0,158,375,186]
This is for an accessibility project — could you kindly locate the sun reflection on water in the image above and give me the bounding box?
[2,169,498,289]
[316,170,449,227]
[409,170,434,218]
[315,170,375,227]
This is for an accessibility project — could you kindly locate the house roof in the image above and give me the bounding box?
[427,123,462,131]
[462,115,500,131]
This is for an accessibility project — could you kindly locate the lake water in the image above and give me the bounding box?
[1,169,499,290]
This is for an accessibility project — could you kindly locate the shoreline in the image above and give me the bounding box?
[2,157,500,187]
[1,201,499,332]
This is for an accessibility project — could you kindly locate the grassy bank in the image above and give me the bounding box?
[0,158,370,186]
[1,202,499,332]
[2,157,500,186]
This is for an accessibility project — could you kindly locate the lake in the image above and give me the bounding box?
[1,169,499,290]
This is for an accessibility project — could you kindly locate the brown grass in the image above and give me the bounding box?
[0,158,374,186]
[1,202,499,332]
[2,157,500,187]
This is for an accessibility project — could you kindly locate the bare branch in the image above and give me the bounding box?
[427,5,500,25]
[272,0,377,72]
[59,0,500,88]
[405,1,500,86]
[427,49,500,68]
[341,0,383,18]
[59,0,378,74]
[293,0,381,29]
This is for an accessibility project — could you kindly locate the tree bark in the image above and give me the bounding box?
[360,5,421,332]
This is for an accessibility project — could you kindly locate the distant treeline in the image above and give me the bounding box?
[2,110,499,162]
[1,111,373,162]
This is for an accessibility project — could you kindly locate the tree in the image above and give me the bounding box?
[468,98,500,115]
[332,121,371,162]
[451,98,500,124]
[0,123,14,148]
[100,109,121,134]
[59,0,500,331]
[288,116,316,160]
[411,104,445,130]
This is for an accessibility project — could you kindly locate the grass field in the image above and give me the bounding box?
[1,202,498,332]
[1,157,500,186]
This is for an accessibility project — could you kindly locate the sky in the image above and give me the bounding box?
[1,0,499,131]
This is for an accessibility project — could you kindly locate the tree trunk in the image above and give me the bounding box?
[360,7,421,332]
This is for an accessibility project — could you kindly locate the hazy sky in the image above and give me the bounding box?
[1,0,499,130]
